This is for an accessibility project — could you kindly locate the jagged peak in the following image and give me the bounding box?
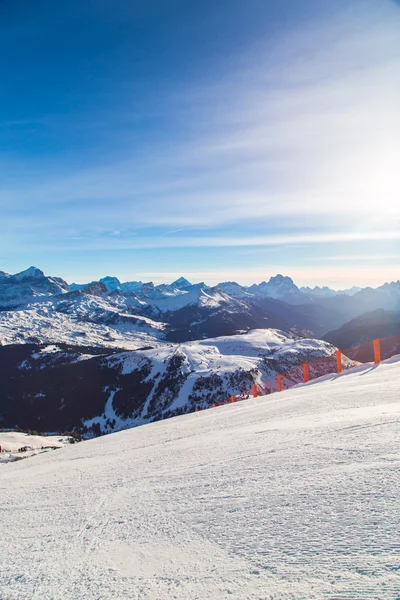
[172,277,192,289]
[13,266,45,280]
[268,274,295,285]
[100,276,121,284]
[99,276,121,291]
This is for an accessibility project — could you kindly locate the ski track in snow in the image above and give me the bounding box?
[0,359,399,599]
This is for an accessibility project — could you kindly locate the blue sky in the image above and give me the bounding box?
[1,0,399,288]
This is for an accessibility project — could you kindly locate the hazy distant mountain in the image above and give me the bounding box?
[300,285,337,297]
[323,309,400,349]
[301,285,362,298]
[247,274,308,304]
[341,286,363,296]
[317,281,400,320]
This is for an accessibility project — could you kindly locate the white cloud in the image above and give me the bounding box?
[315,254,400,262]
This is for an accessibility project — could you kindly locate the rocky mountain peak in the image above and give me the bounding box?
[82,282,108,296]
[99,276,121,292]
[268,274,295,285]
[0,270,11,282]
[172,277,192,289]
[13,266,45,281]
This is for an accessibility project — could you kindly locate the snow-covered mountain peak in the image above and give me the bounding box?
[70,277,144,294]
[246,273,305,303]
[265,274,299,294]
[99,276,121,291]
[0,267,70,310]
[197,288,228,308]
[13,266,45,281]
[172,276,192,289]
[215,282,250,299]
[268,274,295,285]
[120,280,144,293]
[0,270,11,282]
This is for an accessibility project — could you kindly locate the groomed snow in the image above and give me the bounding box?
[1,358,399,599]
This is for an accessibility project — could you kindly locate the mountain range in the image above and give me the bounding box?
[1,266,399,435]
[1,267,400,345]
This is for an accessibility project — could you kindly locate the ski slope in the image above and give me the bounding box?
[1,358,399,599]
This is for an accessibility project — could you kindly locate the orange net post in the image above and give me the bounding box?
[277,374,283,392]
[252,385,258,398]
[231,394,236,403]
[336,349,342,374]
[373,339,381,364]
[303,362,309,383]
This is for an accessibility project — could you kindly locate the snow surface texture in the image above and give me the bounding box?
[1,358,399,599]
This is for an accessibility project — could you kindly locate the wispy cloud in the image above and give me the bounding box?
[161,228,188,236]
[17,230,400,252]
[2,7,399,226]
[315,254,400,262]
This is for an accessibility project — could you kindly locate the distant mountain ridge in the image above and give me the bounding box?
[324,309,400,348]
[300,285,362,297]
[1,266,400,348]
[3,266,398,306]
[67,271,400,307]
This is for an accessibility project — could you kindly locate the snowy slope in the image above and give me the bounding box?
[0,431,71,452]
[1,329,347,435]
[0,357,399,599]
[0,432,73,463]
[81,329,347,434]
[0,302,167,349]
